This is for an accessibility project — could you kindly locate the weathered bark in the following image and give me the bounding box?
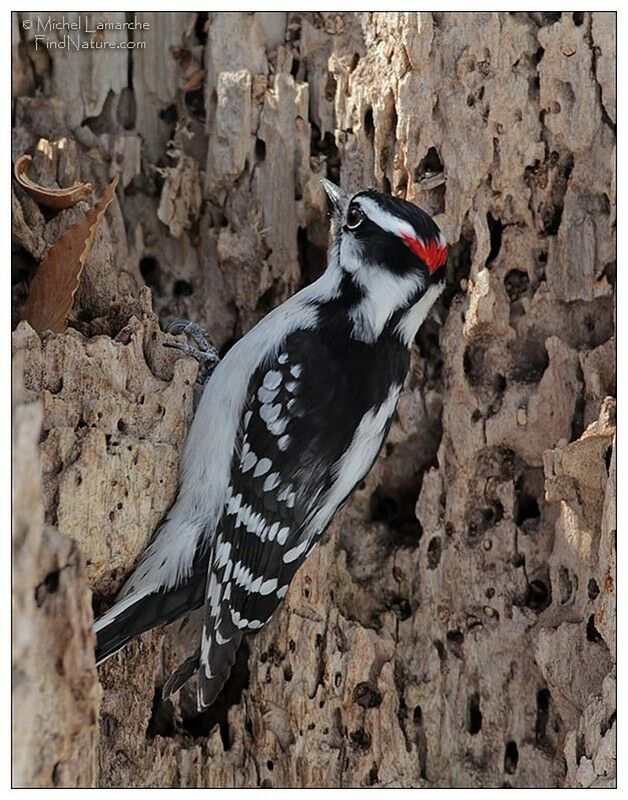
[12,11,615,788]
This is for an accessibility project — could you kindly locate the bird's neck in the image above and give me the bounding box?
[391,281,444,348]
[301,259,442,347]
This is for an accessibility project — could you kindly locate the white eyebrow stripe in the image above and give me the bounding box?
[355,196,418,241]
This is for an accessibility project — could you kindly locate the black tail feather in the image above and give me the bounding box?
[95,577,205,665]
[196,630,243,710]
[162,647,201,699]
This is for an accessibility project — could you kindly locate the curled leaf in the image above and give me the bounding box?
[172,47,197,76]
[14,153,92,210]
[20,175,119,334]
[182,69,206,94]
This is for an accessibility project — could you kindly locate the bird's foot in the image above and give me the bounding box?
[164,319,220,386]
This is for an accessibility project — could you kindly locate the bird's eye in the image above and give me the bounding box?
[346,206,364,230]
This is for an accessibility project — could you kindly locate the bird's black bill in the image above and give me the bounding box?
[320,178,348,214]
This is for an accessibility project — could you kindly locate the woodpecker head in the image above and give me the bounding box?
[320,179,448,345]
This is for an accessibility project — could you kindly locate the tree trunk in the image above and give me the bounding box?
[12,11,615,788]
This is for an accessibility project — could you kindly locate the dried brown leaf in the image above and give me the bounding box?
[20,175,119,334]
[182,69,206,94]
[14,154,92,210]
[172,46,203,80]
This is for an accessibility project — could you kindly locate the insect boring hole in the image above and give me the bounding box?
[370,484,423,548]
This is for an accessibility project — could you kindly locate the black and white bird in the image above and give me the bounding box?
[94,180,448,710]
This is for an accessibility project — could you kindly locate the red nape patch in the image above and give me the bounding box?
[402,233,448,274]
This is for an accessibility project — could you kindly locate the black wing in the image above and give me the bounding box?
[194,332,347,707]
[193,323,408,709]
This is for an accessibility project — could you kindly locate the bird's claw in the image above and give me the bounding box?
[165,319,213,352]
[164,318,220,387]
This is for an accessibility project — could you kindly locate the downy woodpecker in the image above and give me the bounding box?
[94,180,448,710]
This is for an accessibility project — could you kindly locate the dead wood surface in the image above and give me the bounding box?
[11,11,615,788]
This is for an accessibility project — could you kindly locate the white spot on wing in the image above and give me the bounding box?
[234,561,254,590]
[263,472,281,492]
[283,538,308,563]
[258,386,279,404]
[253,457,272,478]
[268,417,288,436]
[201,629,213,677]
[264,370,282,390]
[207,572,221,615]
[277,484,293,502]
[260,403,281,423]
[277,435,290,451]
[260,524,271,542]
[242,451,258,472]
[227,493,242,515]
[290,364,302,378]
[278,353,289,364]
[246,512,263,534]
[276,585,289,599]
[215,539,231,568]
[260,578,278,595]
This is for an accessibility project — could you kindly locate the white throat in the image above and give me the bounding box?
[394,282,444,347]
